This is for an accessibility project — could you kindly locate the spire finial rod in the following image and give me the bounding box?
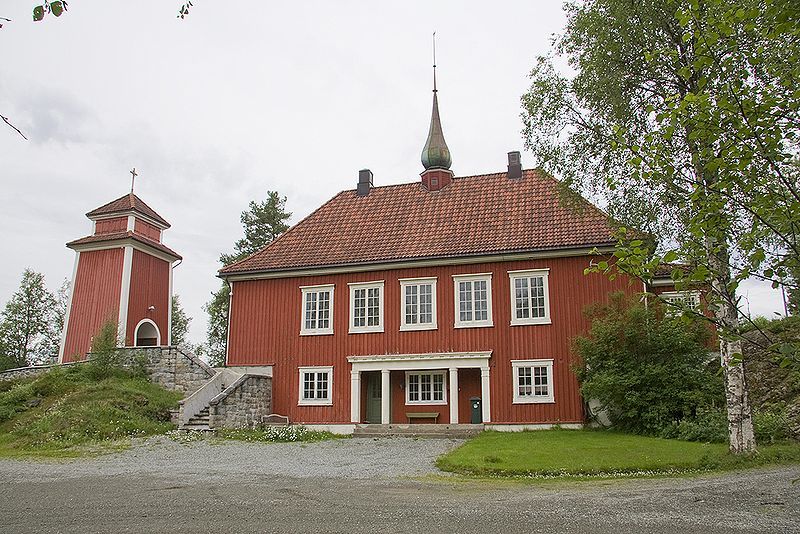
[432,31,437,93]
[129,167,138,195]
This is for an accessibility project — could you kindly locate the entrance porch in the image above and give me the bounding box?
[347,351,492,425]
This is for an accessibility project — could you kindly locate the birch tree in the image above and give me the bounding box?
[522,0,799,453]
[0,269,58,368]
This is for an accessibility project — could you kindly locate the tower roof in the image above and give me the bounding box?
[86,193,170,228]
[421,51,452,171]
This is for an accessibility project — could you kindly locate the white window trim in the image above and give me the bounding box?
[452,273,494,328]
[298,366,334,406]
[404,370,448,405]
[508,269,552,326]
[660,290,701,316]
[399,277,438,332]
[511,359,555,404]
[349,280,385,334]
[300,284,334,336]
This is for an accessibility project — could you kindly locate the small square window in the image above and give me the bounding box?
[512,360,554,404]
[298,366,333,406]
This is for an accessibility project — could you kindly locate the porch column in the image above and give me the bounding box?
[350,370,361,423]
[480,366,491,423]
[381,369,391,424]
[448,367,459,424]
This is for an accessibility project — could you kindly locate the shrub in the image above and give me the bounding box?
[753,404,790,444]
[574,292,722,435]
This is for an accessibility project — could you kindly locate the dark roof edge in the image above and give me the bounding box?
[219,243,619,280]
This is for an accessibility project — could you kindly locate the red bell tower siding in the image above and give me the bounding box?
[59,193,181,363]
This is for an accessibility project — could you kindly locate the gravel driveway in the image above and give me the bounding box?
[0,436,798,534]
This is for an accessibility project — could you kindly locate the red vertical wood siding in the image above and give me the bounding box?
[125,250,170,346]
[227,256,638,425]
[62,248,124,361]
[94,217,127,235]
[134,219,162,242]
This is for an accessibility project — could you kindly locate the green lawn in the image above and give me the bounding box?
[436,429,800,478]
[0,366,183,458]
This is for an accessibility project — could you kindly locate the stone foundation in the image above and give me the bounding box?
[209,375,273,429]
[120,346,215,396]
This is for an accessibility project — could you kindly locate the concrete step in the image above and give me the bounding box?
[181,422,211,431]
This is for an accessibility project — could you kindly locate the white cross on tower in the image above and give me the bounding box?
[130,168,138,194]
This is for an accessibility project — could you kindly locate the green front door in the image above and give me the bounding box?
[365,372,382,424]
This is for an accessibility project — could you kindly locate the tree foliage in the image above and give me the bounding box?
[0,269,60,369]
[574,292,721,435]
[204,191,291,367]
[523,0,800,453]
[170,295,191,347]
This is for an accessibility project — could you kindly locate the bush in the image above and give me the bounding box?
[662,409,727,443]
[574,292,722,436]
[753,404,791,444]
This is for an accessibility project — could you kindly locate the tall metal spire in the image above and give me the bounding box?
[421,32,452,171]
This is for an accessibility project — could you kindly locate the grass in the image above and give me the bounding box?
[436,429,800,479]
[216,426,344,443]
[0,365,183,458]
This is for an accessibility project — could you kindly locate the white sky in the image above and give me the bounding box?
[0,1,788,345]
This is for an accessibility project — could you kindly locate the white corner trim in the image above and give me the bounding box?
[126,215,135,232]
[225,281,234,365]
[58,251,81,363]
[133,318,162,346]
[118,246,134,346]
[167,262,174,346]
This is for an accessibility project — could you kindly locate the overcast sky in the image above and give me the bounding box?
[0,1,788,345]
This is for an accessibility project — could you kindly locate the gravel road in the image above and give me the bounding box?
[0,436,797,534]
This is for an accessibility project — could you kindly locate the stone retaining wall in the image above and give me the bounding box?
[125,346,215,396]
[0,362,81,382]
[209,375,272,429]
[0,347,215,398]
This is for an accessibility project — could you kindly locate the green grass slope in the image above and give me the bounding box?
[0,366,182,458]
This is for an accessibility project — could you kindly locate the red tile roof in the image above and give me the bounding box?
[86,193,170,228]
[220,169,618,275]
[66,231,182,260]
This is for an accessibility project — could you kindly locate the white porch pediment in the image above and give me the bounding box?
[347,351,491,372]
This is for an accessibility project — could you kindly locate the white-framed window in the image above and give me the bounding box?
[405,370,447,405]
[512,359,554,404]
[660,290,701,316]
[453,273,493,328]
[399,278,437,331]
[349,281,384,333]
[300,285,334,335]
[508,269,551,326]
[298,366,333,406]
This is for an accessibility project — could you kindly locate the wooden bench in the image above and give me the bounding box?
[405,412,439,423]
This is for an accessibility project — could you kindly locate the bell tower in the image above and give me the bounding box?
[59,192,181,362]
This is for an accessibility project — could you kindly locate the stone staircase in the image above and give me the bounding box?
[353,423,484,439]
[182,407,211,431]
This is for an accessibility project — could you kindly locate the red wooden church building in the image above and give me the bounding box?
[217,79,681,432]
[59,192,181,363]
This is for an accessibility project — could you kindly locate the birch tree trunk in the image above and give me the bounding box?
[709,244,756,453]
